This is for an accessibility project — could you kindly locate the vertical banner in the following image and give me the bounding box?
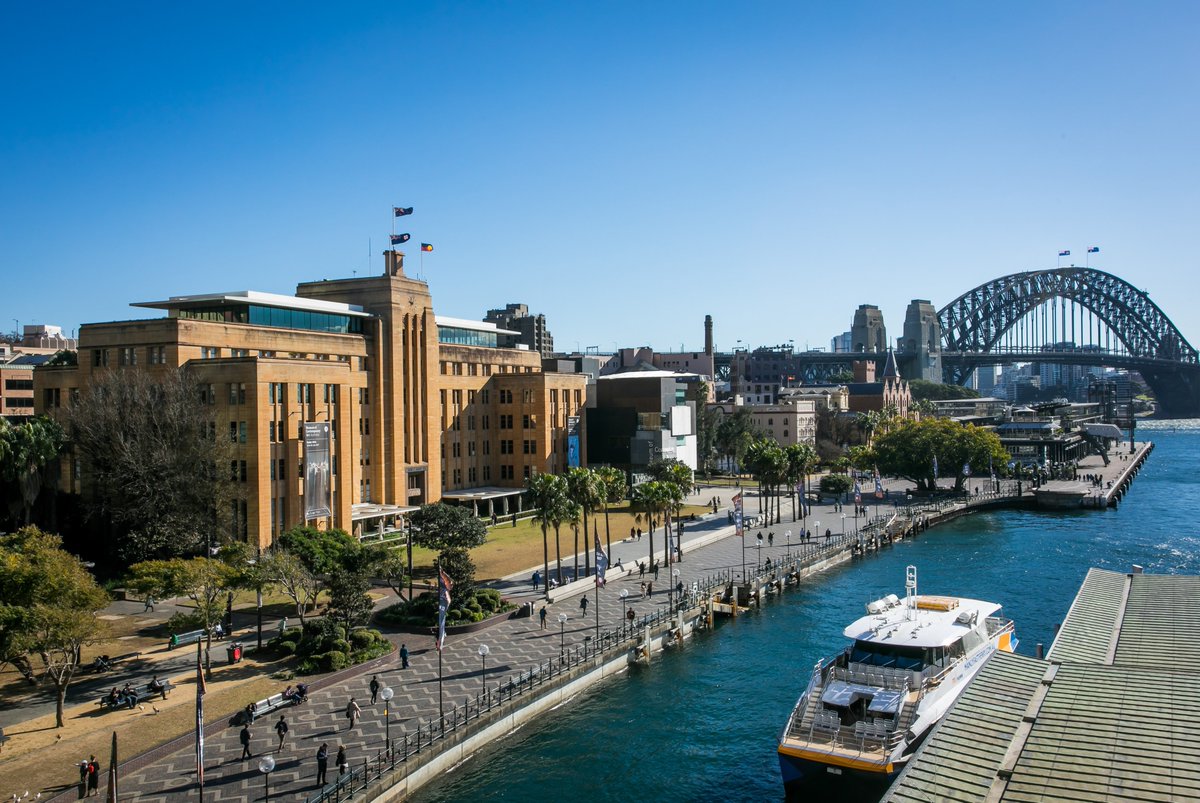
[733,493,743,537]
[304,422,331,519]
[566,416,581,468]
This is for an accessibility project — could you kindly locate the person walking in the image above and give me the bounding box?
[240,723,253,760]
[639,581,646,599]
[652,559,660,580]
[143,595,154,613]
[532,570,541,592]
[638,561,646,579]
[345,697,361,730]
[336,745,348,776]
[369,675,380,705]
[580,596,588,615]
[86,756,99,797]
[647,581,654,598]
[315,743,329,786]
[399,643,409,669]
[539,606,548,630]
[274,714,288,751]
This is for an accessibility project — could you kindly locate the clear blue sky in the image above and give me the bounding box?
[3,2,1198,354]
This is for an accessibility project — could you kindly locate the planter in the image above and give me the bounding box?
[378,606,520,636]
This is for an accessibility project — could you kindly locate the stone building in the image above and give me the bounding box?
[483,303,555,357]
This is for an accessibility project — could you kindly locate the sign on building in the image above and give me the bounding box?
[304,422,331,520]
[567,416,581,468]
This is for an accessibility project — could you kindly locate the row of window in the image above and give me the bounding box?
[91,345,168,368]
[4,378,34,390]
[198,346,364,369]
[439,360,538,375]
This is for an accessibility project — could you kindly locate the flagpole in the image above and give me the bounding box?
[106,731,118,803]
[437,644,444,732]
[195,639,204,801]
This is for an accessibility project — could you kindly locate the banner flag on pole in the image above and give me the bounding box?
[962,462,972,477]
[1058,250,1070,257]
[390,233,410,245]
[1088,246,1100,253]
[393,206,414,217]
[733,493,743,537]
[932,456,939,479]
[420,243,434,252]
[873,468,884,499]
[594,533,608,587]
[107,731,118,803]
[853,479,862,505]
[195,641,205,794]
[436,565,453,651]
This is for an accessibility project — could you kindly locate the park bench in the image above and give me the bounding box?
[167,629,207,649]
[235,692,294,725]
[96,679,176,711]
[85,651,142,674]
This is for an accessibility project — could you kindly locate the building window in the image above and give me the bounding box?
[228,383,246,405]
[468,441,476,456]
[522,414,535,429]
[523,389,533,403]
[523,439,537,454]
[481,389,490,404]
[229,422,238,443]
[500,439,514,455]
[499,414,513,429]
[453,468,462,484]
[483,465,491,481]
[482,415,490,430]
[500,465,514,480]
[452,442,461,457]
[468,467,477,483]
[239,421,248,443]
[523,465,532,478]
[483,440,490,455]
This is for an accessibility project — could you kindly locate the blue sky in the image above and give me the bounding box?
[3,2,1198,354]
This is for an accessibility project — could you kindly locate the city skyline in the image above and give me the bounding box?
[4,2,1199,353]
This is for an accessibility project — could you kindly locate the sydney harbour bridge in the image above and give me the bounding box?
[715,267,1200,417]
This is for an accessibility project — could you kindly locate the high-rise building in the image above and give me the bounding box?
[483,303,555,357]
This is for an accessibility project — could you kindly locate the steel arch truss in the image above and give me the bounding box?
[938,267,1198,366]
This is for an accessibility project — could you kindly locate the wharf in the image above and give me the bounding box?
[1034,441,1152,509]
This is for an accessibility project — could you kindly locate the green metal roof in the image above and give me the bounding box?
[1045,567,1128,664]
[1114,573,1200,667]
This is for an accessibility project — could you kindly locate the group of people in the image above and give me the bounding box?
[104,683,140,709]
[77,755,101,797]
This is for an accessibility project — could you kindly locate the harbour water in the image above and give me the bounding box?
[413,423,1200,802]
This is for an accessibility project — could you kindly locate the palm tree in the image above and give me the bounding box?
[745,439,786,525]
[784,443,818,522]
[1,416,65,525]
[857,410,883,447]
[526,473,566,594]
[594,466,626,559]
[631,481,670,567]
[564,467,603,578]
[550,501,580,584]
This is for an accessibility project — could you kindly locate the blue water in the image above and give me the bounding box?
[414,425,1200,802]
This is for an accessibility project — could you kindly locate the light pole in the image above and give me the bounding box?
[756,532,762,568]
[841,513,845,536]
[258,755,275,802]
[477,644,489,694]
[380,686,394,748]
[815,520,821,543]
[558,612,568,660]
[785,529,792,556]
[672,568,680,610]
[619,588,629,628]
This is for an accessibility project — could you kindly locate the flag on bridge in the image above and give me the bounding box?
[874,468,884,499]
[436,565,453,651]
[854,479,862,505]
[1088,246,1100,253]
[595,533,608,587]
[390,233,410,245]
[1059,250,1070,257]
[733,493,743,537]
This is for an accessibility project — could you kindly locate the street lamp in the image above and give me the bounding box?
[785,530,792,555]
[258,755,275,802]
[619,588,629,627]
[672,568,681,609]
[380,686,394,748]
[477,644,489,694]
[558,612,568,660]
[814,521,821,542]
[841,513,845,535]
[756,532,762,567]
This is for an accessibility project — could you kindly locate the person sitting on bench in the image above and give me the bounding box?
[106,688,120,707]
[148,674,168,700]
[119,683,139,709]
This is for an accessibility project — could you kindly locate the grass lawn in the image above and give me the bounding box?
[391,503,710,583]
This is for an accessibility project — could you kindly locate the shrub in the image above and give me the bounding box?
[276,640,297,655]
[320,651,349,672]
[349,629,374,650]
[331,639,352,655]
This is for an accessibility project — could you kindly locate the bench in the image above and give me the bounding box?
[235,692,294,725]
[85,651,142,674]
[168,630,207,649]
[97,679,176,711]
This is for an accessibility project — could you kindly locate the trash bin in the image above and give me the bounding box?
[226,645,236,664]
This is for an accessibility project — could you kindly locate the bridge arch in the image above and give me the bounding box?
[937,267,1197,364]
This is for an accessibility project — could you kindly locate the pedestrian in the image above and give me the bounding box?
[511,511,517,527]
[652,559,659,580]
[369,675,380,705]
[240,724,253,760]
[768,532,774,547]
[143,595,154,613]
[274,714,289,751]
[278,616,288,636]
[637,528,642,541]
[626,607,636,625]
[336,745,348,776]
[676,580,684,597]
[86,756,99,797]
[532,570,541,592]
[630,526,635,540]
[647,581,654,598]
[491,511,498,526]
[639,581,646,599]
[316,743,329,786]
[77,759,88,799]
[638,561,646,579]
[580,596,588,614]
[345,697,361,730]
[539,605,548,629]
[400,643,409,669]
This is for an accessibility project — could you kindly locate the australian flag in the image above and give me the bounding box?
[595,534,608,587]
[1059,250,1071,257]
[1088,246,1100,253]
[390,233,410,245]
[436,565,453,651]
[394,206,414,217]
[853,479,862,505]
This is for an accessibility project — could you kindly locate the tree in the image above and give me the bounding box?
[527,473,568,590]
[714,408,760,473]
[262,549,321,624]
[277,526,361,575]
[783,443,818,522]
[594,466,627,559]
[564,468,603,578]
[220,542,277,648]
[0,416,65,527]
[872,418,1009,492]
[376,548,410,601]
[408,504,488,600]
[689,381,718,476]
[631,480,675,566]
[0,527,110,727]
[327,568,374,630]
[909,380,981,402]
[744,439,786,525]
[68,367,236,560]
[127,557,239,677]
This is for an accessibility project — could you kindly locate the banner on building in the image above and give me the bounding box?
[566,416,581,468]
[304,422,332,519]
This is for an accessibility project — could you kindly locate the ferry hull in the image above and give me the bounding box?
[778,749,894,795]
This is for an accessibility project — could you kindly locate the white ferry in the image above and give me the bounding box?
[777,566,1017,789]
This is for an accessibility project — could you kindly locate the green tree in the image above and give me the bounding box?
[690,381,718,476]
[126,557,239,677]
[408,504,488,600]
[632,480,682,567]
[261,549,321,624]
[872,418,1008,492]
[744,439,786,525]
[714,408,760,473]
[277,526,360,575]
[376,548,410,601]
[564,468,603,578]
[819,474,853,495]
[0,527,110,727]
[909,380,981,402]
[783,443,818,522]
[527,473,568,590]
[0,416,65,527]
[327,568,374,630]
[594,466,627,560]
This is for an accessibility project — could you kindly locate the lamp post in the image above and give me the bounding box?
[841,513,846,536]
[814,521,821,543]
[672,568,680,610]
[477,644,489,694]
[258,755,275,802]
[558,612,568,660]
[619,588,629,629]
[380,686,394,749]
[756,532,762,568]
[785,529,792,556]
